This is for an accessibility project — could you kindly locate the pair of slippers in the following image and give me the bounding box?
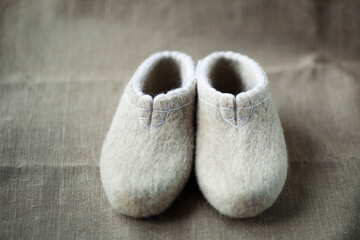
[100,51,287,218]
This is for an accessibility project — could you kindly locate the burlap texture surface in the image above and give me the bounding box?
[1,0,359,239]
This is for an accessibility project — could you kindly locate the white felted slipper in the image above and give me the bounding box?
[195,52,288,218]
[100,51,196,217]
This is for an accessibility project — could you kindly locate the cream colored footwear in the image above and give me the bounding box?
[100,51,196,217]
[195,52,287,218]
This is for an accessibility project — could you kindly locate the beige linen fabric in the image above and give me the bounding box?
[0,0,359,239]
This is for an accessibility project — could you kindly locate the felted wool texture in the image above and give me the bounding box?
[100,51,196,217]
[196,52,288,218]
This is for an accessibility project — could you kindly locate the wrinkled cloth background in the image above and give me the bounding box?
[0,0,359,239]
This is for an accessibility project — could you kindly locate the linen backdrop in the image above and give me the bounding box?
[0,0,359,239]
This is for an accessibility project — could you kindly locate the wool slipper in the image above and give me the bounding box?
[100,51,196,217]
[195,52,287,218]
